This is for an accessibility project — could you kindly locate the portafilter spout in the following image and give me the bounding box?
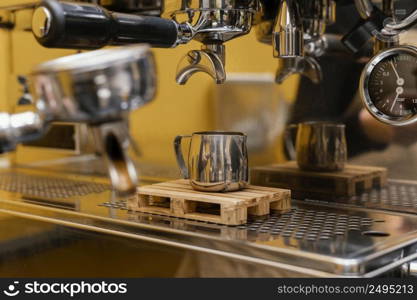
[176,44,226,85]
[92,121,138,197]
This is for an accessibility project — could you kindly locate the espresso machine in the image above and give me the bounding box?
[0,0,417,278]
[30,0,339,84]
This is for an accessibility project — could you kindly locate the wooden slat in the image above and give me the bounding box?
[161,179,289,199]
[137,186,243,205]
[155,181,266,201]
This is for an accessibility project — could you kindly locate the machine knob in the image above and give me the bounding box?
[32,0,179,49]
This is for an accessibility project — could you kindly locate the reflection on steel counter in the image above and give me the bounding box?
[0,215,185,277]
[1,168,417,277]
[101,198,417,277]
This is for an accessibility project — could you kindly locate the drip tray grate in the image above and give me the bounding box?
[334,181,417,214]
[100,200,376,242]
[356,184,417,207]
[0,172,110,199]
[239,209,374,241]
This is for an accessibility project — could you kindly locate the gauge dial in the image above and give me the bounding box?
[360,46,417,126]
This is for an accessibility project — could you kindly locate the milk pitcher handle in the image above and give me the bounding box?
[174,135,191,179]
[284,124,298,161]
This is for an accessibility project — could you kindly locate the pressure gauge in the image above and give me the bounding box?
[360,46,417,126]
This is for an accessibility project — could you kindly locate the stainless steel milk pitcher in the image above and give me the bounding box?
[174,131,249,192]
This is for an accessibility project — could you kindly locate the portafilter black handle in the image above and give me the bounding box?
[32,0,179,49]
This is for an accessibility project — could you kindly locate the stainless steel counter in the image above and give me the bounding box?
[0,167,417,277]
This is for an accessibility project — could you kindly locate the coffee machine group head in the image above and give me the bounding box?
[256,0,335,84]
[163,0,258,84]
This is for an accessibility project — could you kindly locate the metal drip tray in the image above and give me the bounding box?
[0,172,109,199]
[324,180,417,214]
[101,200,377,242]
[1,169,417,277]
[241,209,376,241]
[98,199,417,276]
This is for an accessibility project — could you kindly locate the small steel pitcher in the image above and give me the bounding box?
[285,122,347,172]
[174,131,249,192]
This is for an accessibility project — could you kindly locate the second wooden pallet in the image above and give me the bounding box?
[251,161,387,200]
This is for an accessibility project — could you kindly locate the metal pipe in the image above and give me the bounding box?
[273,0,304,58]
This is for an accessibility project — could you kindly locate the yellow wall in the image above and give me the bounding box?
[132,35,299,166]
[0,9,12,111]
[0,1,299,168]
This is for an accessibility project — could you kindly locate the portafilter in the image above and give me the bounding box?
[32,0,259,84]
[0,45,156,197]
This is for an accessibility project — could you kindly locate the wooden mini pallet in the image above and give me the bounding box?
[127,179,291,225]
[251,161,387,200]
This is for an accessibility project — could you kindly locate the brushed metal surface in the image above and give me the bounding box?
[1,169,417,277]
[328,179,417,214]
